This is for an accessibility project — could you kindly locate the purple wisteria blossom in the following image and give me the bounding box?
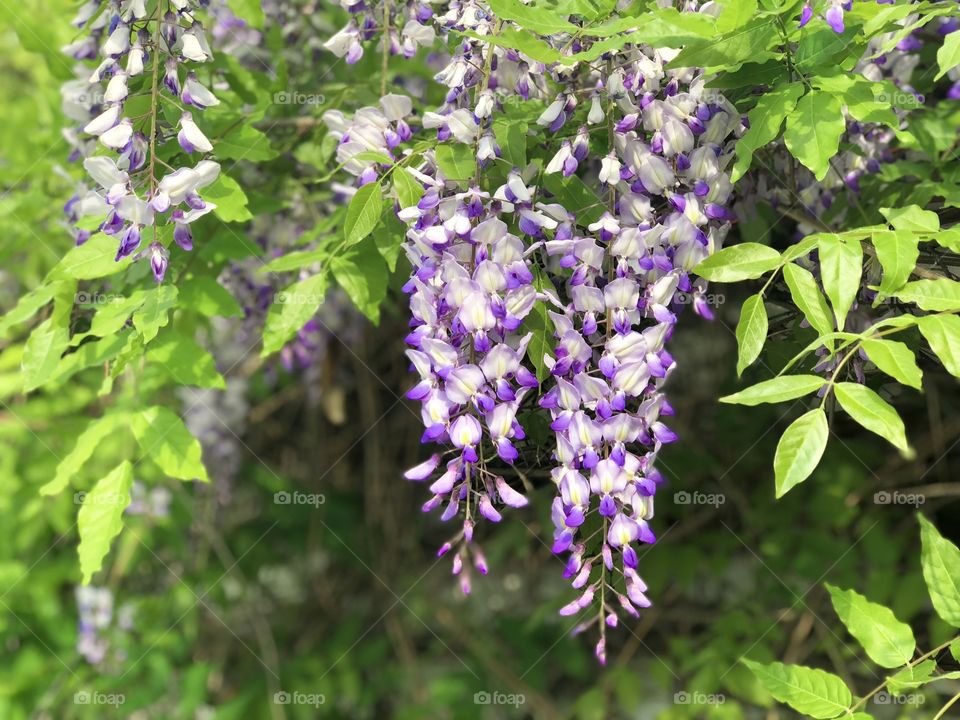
[399,177,541,592]
[319,0,744,662]
[61,0,221,280]
[534,49,740,663]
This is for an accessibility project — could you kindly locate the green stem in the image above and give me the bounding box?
[147,0,164,245]
[846,637,958,715]
[934,690,960,720]
[381,0,391,97]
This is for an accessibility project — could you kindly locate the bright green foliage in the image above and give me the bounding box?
[773,408,828,497]
[826,584,916,668]
[77,461,134,583]
[741,659,851,718]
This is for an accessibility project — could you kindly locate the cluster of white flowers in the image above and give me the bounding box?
[61,0,222,280]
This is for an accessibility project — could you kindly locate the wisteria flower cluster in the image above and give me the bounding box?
[320,0,745,660]
[537,53,739,661]
[325,94,540,594]
[76,585,134,665]
[61,0,222,280]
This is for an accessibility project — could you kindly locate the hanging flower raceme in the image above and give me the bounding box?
[531,42,740,662]
[319,0,742,661]
[397,164,545,592]
[61,0,221,281]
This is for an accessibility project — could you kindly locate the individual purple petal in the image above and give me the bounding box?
[404,454,441,481]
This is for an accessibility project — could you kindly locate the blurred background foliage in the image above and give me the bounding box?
[0,0,958,718]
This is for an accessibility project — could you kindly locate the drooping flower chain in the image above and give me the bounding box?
[526,46,739,662]
[325,91,541,593]
[62,0,222,281]
[321,0,741,658]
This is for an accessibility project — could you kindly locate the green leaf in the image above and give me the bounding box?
[551,0,615,21]
[40,412,129,496]
[77,460,134,584]
[393,168,423,209]
[261,274,328,356]
[783,91,845,181]
[214,123,278,162]
[485,0,578,34]
[694,243,782,282]
[22,317,70,392]
[936,227,960,253]
[228,0,264,26]
[936,29,960,80]
[715,0,757,33]
[774,408,828,498]
[435,144,475,181]
[818,233,862,330]
[872,230,919,294]
[835,78,901,129]
[542,174,605,226]
[720,375,827,406]
[742,659,852,719]
[732,83,804,182]
[350,150,394,166]
[493,117,528,167]
[834,382,911,456]
[148,332,225,388]
[330,237,389,323]
[861,338,922,389]
[880,205,939,233]
[258,247,326,274]
[782,263,834,338]
[178,276,242,318]
[521,271,555,383]
[582,6,716,42]
[796,27,858,71]
[670,18,774,68]
[735,293,768,375]
[895,279,960,312]
[918,514,960,628]
[50,233,132,280]
[205,174,253,223]
[52,333,130,387]
[782,234,821,262]
[862,2,915,36]
[131,406,209,482]
[464,26,562,63]
[78,293,148,342]
[917,314,960,377]
[0,284,57,339]
[132,285,179,342]
[344,182,384,248]
[886,659,935,695]
[825,584,915,668]
[372,211,406,273]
